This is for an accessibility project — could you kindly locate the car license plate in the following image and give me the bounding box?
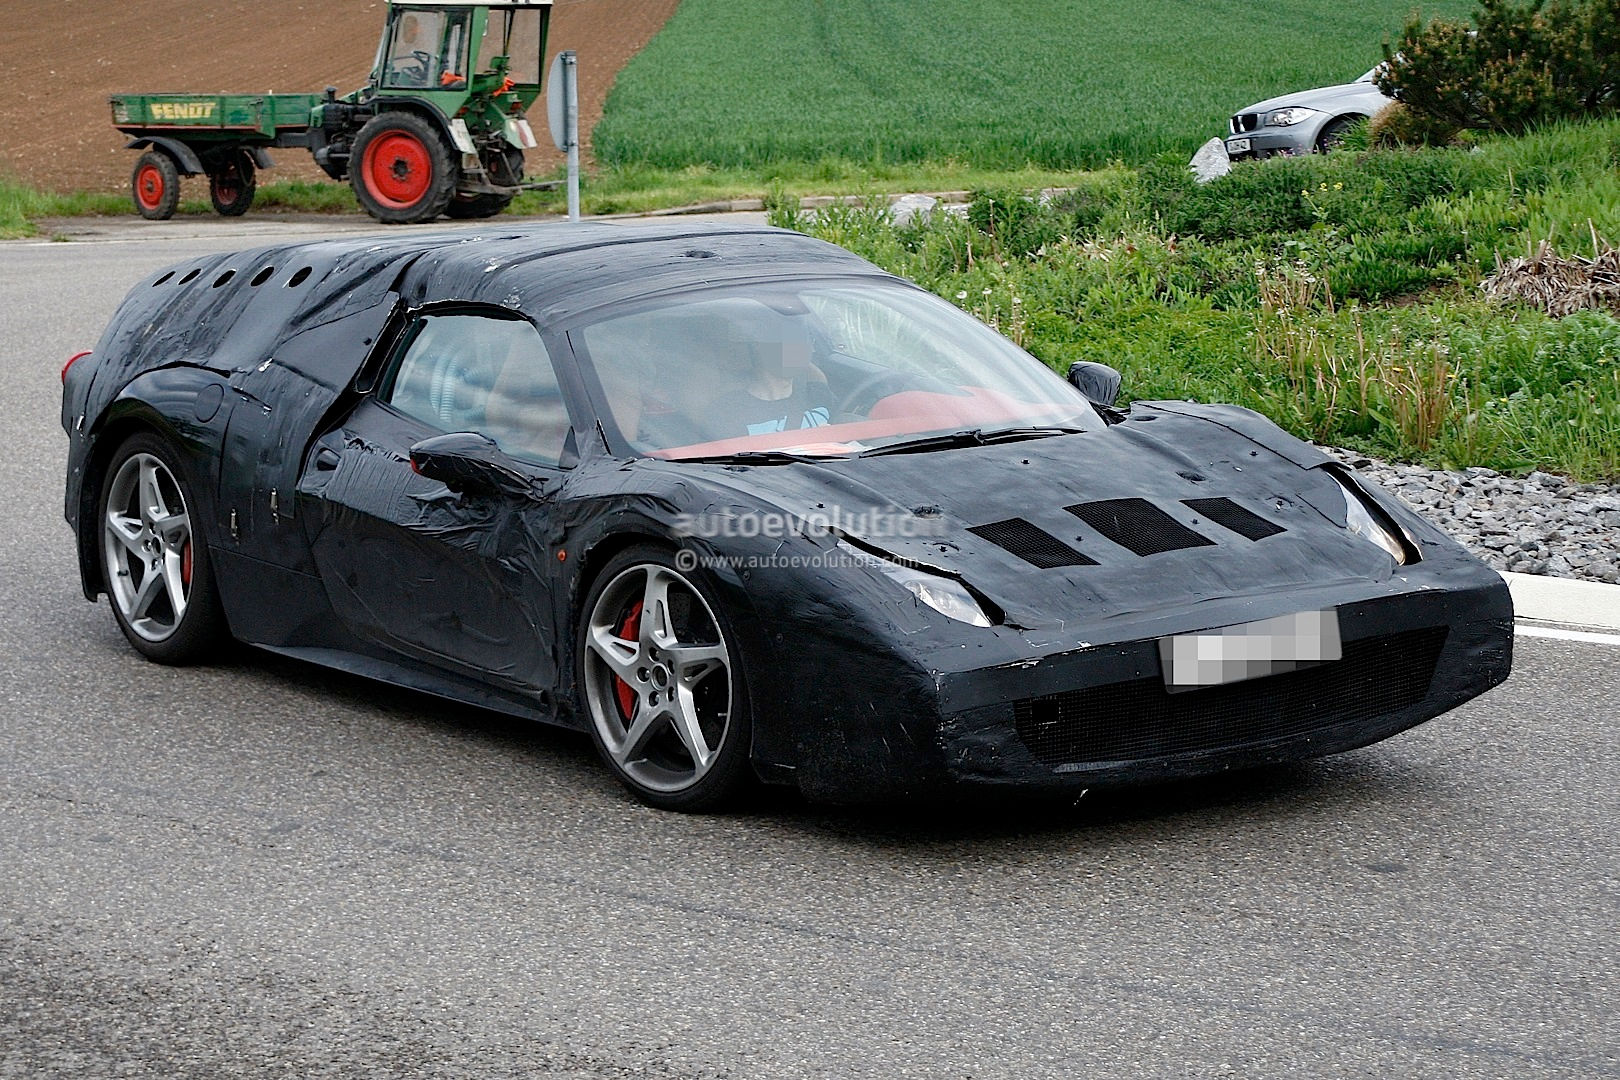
[1159,609,1341,692]
[1228,137,1251,155]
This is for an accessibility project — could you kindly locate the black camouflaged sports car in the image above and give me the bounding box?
[62,222,1512,809]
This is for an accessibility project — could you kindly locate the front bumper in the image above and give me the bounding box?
[771,575,1512,802]
[1224,127,1316,160]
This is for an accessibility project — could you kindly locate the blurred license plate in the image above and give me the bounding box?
[1159,609,1341,692]
[1228,137,1251,154]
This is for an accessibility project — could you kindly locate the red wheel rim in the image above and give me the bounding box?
[362,131,432,209]
[613,601,643,719]
[135,163,165,211]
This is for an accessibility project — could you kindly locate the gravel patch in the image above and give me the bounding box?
[1325,449,1620,585]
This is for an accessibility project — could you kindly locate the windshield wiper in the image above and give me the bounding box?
[857,426,1085,457]
[674,449,839,465]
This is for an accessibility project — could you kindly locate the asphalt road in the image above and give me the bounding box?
[2,223,1616,1079]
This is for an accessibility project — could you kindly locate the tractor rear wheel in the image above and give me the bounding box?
[208,150,257,217]
[350,112,456,224]
[131,151,180,220]
[446,147,522,219]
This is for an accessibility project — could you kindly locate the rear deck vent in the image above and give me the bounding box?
[1182,498,1286,541]
[1064,498,1214,556]
[968,518,1097,569]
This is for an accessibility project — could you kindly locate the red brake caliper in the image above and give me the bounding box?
[614,602,642,719]
[181,540,193,589]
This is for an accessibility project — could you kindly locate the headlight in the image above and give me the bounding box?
[1266,107,1318,127]
[1329,472,1412,565]
[838,541,994,626]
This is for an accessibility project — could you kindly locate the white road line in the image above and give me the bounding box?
[1515,624,1620,646]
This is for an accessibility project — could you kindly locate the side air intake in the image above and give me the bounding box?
[1182,497,1286,541]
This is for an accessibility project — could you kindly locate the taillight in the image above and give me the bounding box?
[61,350,91,384]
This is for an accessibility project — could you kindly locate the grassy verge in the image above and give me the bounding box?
[781,120,1620,481]
[4,162,1081,237]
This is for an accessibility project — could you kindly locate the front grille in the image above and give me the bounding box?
[1065,498,1214,557]
[968,518,1097,569]
[1183,497,1286,541]
[1012,627,1448,766]
[1232,113,1260,133]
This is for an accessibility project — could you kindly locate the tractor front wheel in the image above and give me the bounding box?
[350,112,456,224]
[131,151,180,220]
[208,150,257,217]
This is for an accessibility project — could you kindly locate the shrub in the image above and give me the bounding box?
[1368,102,1461,147]
[1376,0,1620,135]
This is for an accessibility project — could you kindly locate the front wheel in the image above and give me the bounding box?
[578,546,753,811]
[131,151,180,220]
[350,112,457,224]
[98,433,226,663]
[208,150,257,216]
[1316,115,1357,154]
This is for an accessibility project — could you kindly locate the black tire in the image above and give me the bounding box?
[444,192,515,219]
[446,148,522,219]
[97,432,227,664]
[1316,115,1357,154]
[131,151,180,220]
[349,111,457,224]
[576,544,754,811]
[207,150,257,216]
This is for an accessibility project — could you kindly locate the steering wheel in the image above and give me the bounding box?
[832,370,903,418]
[387,50,434,85]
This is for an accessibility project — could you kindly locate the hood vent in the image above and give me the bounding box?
[1183,497,1286,541]
[1064,498,1214,557]
[968,518,1097,568]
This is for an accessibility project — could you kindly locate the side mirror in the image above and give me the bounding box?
[409,431,543,500]
[1067,361,1122,407]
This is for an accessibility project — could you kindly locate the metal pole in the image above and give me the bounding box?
[564,52,580,222]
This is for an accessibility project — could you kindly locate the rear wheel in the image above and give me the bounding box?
[131,151,180,220]
[98,433,226,663]
[207,150,256,216]
[578,545,753,811]
[350,112,456,224]
[446,147,522,219]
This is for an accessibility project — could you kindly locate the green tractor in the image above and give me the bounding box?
[110,0,553,224]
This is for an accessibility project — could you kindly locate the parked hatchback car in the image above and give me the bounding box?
[1225,66,1391,160]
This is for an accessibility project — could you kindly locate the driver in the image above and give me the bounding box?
[704,321,831,437]
[389,14,437,86]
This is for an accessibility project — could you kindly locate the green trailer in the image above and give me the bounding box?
[111,1,553,224]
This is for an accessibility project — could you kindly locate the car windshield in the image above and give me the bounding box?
[569,279,1097,459]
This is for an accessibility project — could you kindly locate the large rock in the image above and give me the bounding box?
[1189,137,1231,183]
[889,194,939,227]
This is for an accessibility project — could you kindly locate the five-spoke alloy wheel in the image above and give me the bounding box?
[99,433,224,662]
[579,546,751,810]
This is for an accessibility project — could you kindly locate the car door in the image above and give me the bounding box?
[300,309,577,699]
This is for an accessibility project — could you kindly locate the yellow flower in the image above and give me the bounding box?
[1333,182,1344,191]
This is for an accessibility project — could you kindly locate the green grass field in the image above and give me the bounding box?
[593,0,1475,170]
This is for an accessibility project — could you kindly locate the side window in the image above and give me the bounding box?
[382,314,573,467]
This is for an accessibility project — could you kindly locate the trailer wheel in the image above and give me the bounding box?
[351,112,456,224]
[208,151,257,217]
[131,151,180,220]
